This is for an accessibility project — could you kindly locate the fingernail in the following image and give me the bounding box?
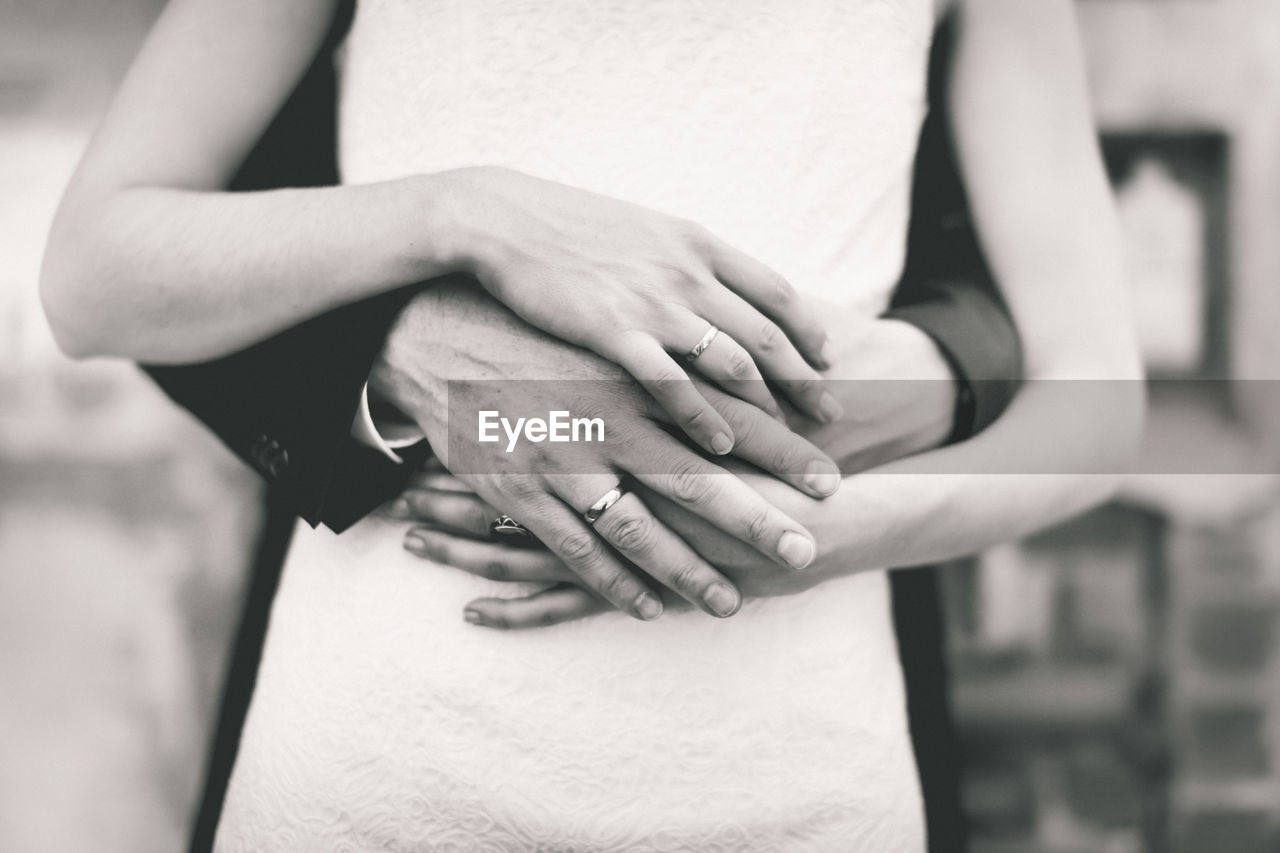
[404,532,427,555]
[818,392,844,424]
[803,460,841,497]
[819,340,835,369]
[635,592,664,621]
[387,498,411,519]
[711,432,733,455]
[778,531,816,569]
[464,609,484,625]
[704,583,741,618]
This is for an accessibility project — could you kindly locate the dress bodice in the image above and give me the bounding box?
[337,0,932,313]
[216,4,938,850]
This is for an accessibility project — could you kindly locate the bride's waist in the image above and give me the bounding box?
[279,512,890,644]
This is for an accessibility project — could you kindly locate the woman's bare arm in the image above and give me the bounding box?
[42,0,847,460]
[39,0,476,363]
[694,0,1143,580]
[791,0,1145,573]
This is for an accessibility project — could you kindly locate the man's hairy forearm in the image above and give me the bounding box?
[41,172,470,363]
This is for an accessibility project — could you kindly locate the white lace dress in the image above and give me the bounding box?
[217,1,935,850]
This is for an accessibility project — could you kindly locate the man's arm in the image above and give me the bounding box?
[765,11,1020,477]
[140,0,418,531]
[142,8,1019,537]
[884,8,1020,444]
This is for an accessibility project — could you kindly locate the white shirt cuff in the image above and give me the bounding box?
[351,383,425,463]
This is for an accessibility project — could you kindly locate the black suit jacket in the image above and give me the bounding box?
[166,9,1011,852]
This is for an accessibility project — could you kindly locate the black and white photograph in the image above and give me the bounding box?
[2,0,1279,851]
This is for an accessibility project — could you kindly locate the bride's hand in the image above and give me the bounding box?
[444,166,842,457]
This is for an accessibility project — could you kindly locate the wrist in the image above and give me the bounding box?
[368,291,449,430]
[875,318,957,450]
[420,166,522,284]
[804,487,869,581]
[813,315,955,464]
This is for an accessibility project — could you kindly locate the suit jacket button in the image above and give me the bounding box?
[267,446,289,480]
[251,435,288,481]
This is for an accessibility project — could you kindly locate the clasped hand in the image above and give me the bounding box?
[371,278,843,623]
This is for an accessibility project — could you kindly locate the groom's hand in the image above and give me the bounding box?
[370,276,845,622]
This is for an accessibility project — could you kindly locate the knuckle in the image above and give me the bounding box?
[757,321,784,353]
[788,375,820,399]
[725,405,762,443]
[741,506,773,544]
[651,365,686,386]
[597,568,632,601]
[607,514,656,556]
[669,458,713,505]
[679,405,711,431]
[425,537,453,564]
[727,351,756,380]
[495,471,538,499]
[482,560,509,581]
[469,505,493,533]
[555,530,600,565]
[679,217,711,248]
[799,320,826,347]
[667,562,703,593]
[768,271,795,305]
[768,441,804,476]
[404,490,431,516]
[529,442,556,470]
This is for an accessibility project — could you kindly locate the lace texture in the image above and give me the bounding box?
[218,517,925,852]
[219,1,933,849]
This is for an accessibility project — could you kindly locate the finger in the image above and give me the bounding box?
[699,234,832,369]
[696,289,842,424]
[403,527,573,583]
[707,388,842,499]
[637,380,841,499]
[510,491,665,621]
[622,435,818,570]
[391,488,497,538]
[550,475,743,618]
[610,333,736,456]
[464,584,612,630]
[664,310,784,420]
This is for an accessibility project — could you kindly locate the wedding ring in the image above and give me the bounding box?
[491,514,533,540]
[685,325,719,362]
[584,486,624,525]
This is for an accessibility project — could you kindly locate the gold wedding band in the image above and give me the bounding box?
[685,325,719,362]
[584,486,624,525]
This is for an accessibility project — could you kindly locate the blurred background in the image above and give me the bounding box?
[2,1,1279,851]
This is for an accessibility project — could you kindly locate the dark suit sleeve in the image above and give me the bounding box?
[139,0,414,532]
[883,13,1022,442]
